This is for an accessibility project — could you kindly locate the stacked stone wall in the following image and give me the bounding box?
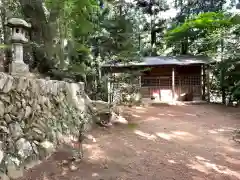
[0,73,90,179]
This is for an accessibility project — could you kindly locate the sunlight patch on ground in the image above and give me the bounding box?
[168,160,177,164]
[135,110,146,113]
[167,113,176,117]
[195,156,210,162]
[223,126,237,131]
[85,134,97,143]
[84,144,106,162]
[111,114,128,124]
[121,139,136,150]
[171,131,199,141]
[187,160,210,174]
[208,130,218,134]
[213,136,233,146]
[61,166,69,176]
[134,130,157,140]
[218,129,226,132]
[134,106,146,110]
[188,156,240,179]
[172,131,190,136]
[212,127,237,132]
[156,132,172,140]
[92,173,99,177]
[192,176,207,180]
[156,131,199,142]
[172,131,198,141]
[223,146,240,153]
[158,111,193,117]
[43,173,52,180]
[133,107,147,113]
[185,113,197,117]
[215,152,240,165]
[132,114,141,118]
[146,116,159,121]
[225,156,240,165]
[204,161,240,179]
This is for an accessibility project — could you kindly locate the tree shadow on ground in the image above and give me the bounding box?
[17,104,240,180]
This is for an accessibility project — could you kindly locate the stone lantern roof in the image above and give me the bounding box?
[7,18,31,29]
[6,18,31,43]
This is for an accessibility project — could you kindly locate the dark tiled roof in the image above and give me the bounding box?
[102,55,212,67]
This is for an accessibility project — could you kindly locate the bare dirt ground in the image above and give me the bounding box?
[18,104,240,180]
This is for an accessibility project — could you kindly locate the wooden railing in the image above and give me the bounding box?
[140,85,201,99]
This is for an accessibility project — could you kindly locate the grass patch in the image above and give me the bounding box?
[127,122,138,129]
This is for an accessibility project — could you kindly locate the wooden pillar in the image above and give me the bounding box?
[172,67,175,100]
[107,73,114,103]
[107,74,111,103]
[201,65,206,100]
[139,75,142,88]
[206,65,210,102]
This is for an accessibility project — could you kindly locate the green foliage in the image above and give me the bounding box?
[1,0,238,103]
[0,44,9,49]
[164,9,240,103]
[165,12,232,42]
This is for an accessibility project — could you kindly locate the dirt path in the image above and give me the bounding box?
[18,104,240,180]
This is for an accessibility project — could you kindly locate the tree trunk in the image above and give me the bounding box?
[0,0,12,72]
[18,0,62,73]
[181,38,188,55]
[220,32,226,104]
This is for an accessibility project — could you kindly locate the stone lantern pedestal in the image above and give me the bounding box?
[7,18,31,75]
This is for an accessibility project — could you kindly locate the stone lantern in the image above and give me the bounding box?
[7,18,31,75]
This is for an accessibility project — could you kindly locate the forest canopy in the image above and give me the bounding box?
[0,0,239,103]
